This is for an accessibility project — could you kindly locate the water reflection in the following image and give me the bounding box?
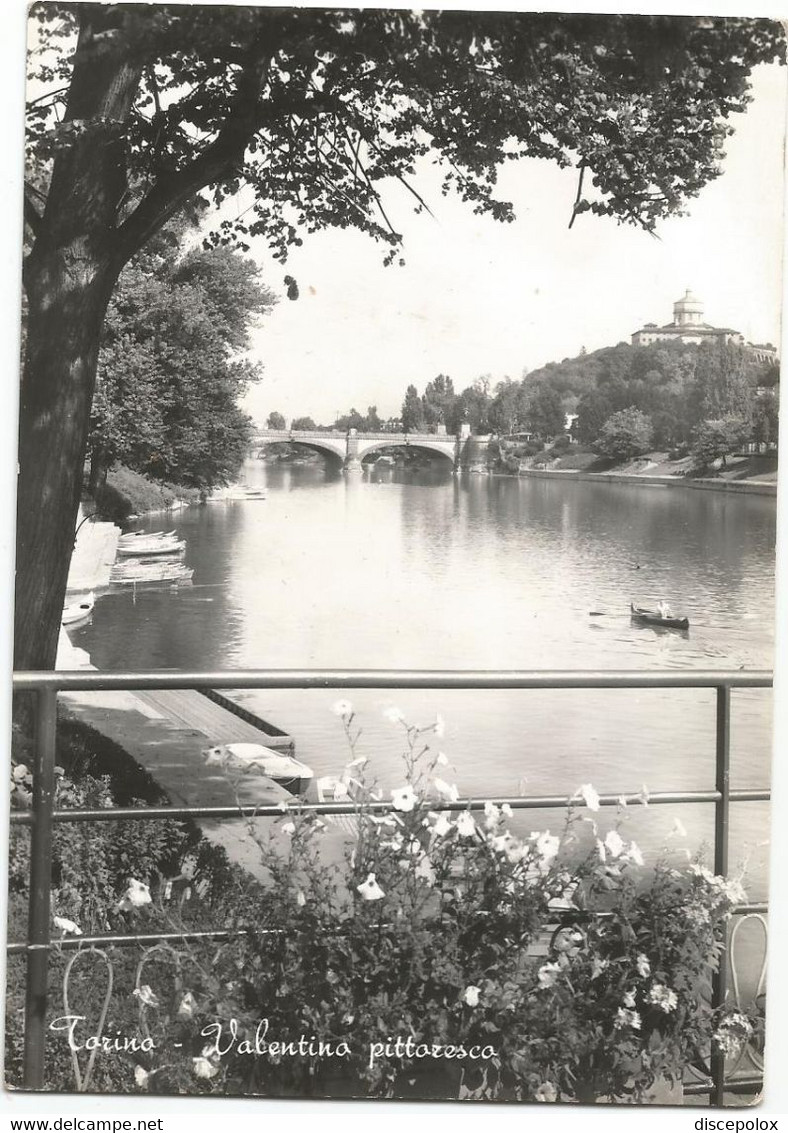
[74,460,776,888]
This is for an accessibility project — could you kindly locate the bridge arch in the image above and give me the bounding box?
[356,439,457,465]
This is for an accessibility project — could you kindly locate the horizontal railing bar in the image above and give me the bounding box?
[684,1076,763,1096]
[8,787,771,826]
[11,668,773,692]
[6,901,767,955]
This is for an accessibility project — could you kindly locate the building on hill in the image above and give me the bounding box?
[631,290,777,362]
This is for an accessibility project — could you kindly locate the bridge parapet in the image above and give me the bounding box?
[253,428,491,472]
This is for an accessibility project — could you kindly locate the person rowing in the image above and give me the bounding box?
[657,600,674,620]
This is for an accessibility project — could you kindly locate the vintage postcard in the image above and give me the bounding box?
[4,1,787,1114]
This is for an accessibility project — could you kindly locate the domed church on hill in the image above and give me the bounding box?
[631,290,777,363]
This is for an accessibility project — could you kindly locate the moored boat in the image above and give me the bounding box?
[630,603,689,630]
[117,538,185,557]
[118,529,176,542]
[62,592,95,625]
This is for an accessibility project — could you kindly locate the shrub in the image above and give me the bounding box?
[86,709,753,1103]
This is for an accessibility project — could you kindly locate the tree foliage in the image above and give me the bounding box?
[595,407,654,461]
[692,415,751,468]
[90,240,272,489]
[266,411,286,430]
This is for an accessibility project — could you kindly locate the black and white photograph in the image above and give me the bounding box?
[3,0,788,1117]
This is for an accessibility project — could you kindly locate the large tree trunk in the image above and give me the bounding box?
[14,257,117,672]
[14,10,143,672]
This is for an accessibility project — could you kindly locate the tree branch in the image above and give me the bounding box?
[568,161,585,229]
[115,49,272,265]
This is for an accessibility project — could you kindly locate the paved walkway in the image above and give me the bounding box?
[61,685,348,877]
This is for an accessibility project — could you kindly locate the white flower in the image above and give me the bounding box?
[623,989,637,1008]
[12,764,29,781]
[484,801,500,829]
[192,1056,219,1079]
[463,985,481,1007]
[433,713,446,738]
[636,953,651,978]
[391,784,418,812]
[432,778,459,802]
[617,794,629,808]
[276,800,289,813]
[501,803,513,818]
[596,839,606,863]
[295,889,307,907]
[357,872,385,901]
[133,985,159,1008]
[491,832,513,854]
[615,1007,642,1031]
[118,879,152,911]
[647,984,679,1013]
[533,831,560,867]
[579,783,601,811]
[625,841,645,867]
[604,830,625,858]
[431,813,453,838]
[436,751,449,766]
[537,962,562,989]
[177,992,197,1020]
[382,705,404,723]
[590,957,609,980]
[53,915,82,936]
[281,821,296,835]
[331,699,354,719]
[456,812,477,838]
[637,783,650,807]
[134,1065,150,1089]
[534,1081,557,1102]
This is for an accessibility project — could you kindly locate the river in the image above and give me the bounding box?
[73,460,776,906]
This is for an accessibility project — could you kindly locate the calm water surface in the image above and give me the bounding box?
[75,461,777,899]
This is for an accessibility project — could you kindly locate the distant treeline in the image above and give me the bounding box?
[269,339,779,465]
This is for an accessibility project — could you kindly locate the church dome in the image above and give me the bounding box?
[673,289,704,326]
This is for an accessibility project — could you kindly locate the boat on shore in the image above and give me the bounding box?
[630,603,690,630]
[62,592,94,625]
[203,742,313,795]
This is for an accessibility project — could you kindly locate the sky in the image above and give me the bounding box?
[235,61,787,426]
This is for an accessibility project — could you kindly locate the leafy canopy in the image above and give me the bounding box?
[90,230,274,488]
[26,7,785,267]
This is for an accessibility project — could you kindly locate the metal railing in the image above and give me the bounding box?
[8,667,773,1104]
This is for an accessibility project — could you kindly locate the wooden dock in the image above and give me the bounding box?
[60,684,300,874]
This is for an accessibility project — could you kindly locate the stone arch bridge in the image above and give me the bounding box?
[253,427,490,472]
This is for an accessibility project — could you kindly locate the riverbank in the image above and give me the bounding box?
[92,464,200,523]
[496,448,778,496]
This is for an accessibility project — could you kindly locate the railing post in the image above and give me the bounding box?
[710,683,731,1107]
[23,687,57,1090]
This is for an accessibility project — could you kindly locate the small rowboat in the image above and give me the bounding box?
[118,529,176,543]
[117,538,185,557]
[62,592,94,625]
[630,603,689,630]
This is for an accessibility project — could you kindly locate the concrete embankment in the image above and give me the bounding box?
[516,468,777,497]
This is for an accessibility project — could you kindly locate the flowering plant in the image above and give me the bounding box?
[117,705,751,1103]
